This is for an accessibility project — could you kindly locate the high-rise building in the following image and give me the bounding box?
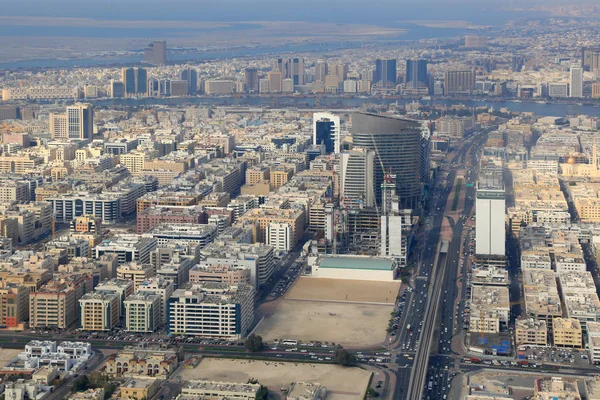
[405,59,428,89]
[375,59,397,87]
[570,66,583,98]
[380,175,413,267]
[316,59,328,83]
[180,68,198,94]
[333,63,348,83]
[144,40,167,65]
[244,68,259,92]
[582,47,600,72]
[50,103,94,140]
[464,35,488,48]
[268,71,282,93]
[313,112,341,154]
[475,164,505,257]
[273,58,304,85]
[444,70,476,94]
[340,148,376,208]
[109,80,125,98]
[592,83,600,99]
[351,113,422,209]
[122,67,147,96]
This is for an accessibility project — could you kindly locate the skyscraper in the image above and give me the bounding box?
[333,63,348,84]
[273,58,304,85]
[475,165,505,257]
[315,59,328,83]
[313,112,341,154]
[405,59,428,89]
[180,68,198,94]
[340,148,376,209]
[144,40,167,65]
[50,103,93,140]
[109,80,125,98]
[444,70,476,94]
[582,47,600,72]
[352,113,422,209]
[244,68,259,92]
[268,71,282,93]
[570,66,583,98]
[121,67,147,96]
[375,59,397,87]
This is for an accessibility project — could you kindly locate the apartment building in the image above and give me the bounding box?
[95,235,157,266]
[469,285,510,334]
[79,291,120,331]
[95,278,134,318]
[238,207,305,246]
[553,318,582,348]
[515,318,548,346]
[116,262,155,292]
[124,292,161,332]
[136,277,175,326]
[200,241,276,287]
[0,282,29,328]
[167,282,254,339]
[189,264,252,286]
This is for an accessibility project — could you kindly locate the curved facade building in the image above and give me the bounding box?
[351,112,422,209]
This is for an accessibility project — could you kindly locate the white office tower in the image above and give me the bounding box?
[380,175,413,266]
[475,163,505,257]
[570,66,583,98]
[313,112,341,154]
[340,148,376,208]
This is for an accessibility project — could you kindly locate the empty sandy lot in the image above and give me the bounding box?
[0,349,21,366]
[286,277,401,304]
[175,357,371,400]
[255,299,392,347]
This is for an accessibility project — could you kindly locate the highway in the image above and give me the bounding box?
[392,130,489,400]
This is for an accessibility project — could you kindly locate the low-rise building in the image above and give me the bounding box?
[104,346,178,378]
[119,377,160,400]
[178,380,261,400]
[553,318,582,348]
[469,285,510,334]
[515,318,547,346]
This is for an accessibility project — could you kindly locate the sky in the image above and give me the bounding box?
[0,0,561,24]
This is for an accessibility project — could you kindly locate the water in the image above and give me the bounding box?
[90,96,600,118]
[0,2,551,69]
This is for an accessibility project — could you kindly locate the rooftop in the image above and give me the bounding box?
[319,256,395,271]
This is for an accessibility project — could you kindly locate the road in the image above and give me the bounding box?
[392,130,488,400]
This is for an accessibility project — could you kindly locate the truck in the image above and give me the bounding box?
[406,324,411,332]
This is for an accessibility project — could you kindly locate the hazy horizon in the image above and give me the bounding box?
[0,0,573,24]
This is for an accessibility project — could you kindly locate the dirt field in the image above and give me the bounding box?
[286,277,401,304]
[0,349,21,366]
[175,357,371,400]
[255,299,392,347]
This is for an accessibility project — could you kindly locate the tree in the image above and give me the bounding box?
[333,348,356,367]
[366,388,379,398]
[245,334,264,352]
[248,379,268,400]
[72,375,91,392]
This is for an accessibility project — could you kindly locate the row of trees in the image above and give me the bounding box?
[244,334,356,367]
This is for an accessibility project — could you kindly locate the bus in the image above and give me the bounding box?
[282,339,298,346]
